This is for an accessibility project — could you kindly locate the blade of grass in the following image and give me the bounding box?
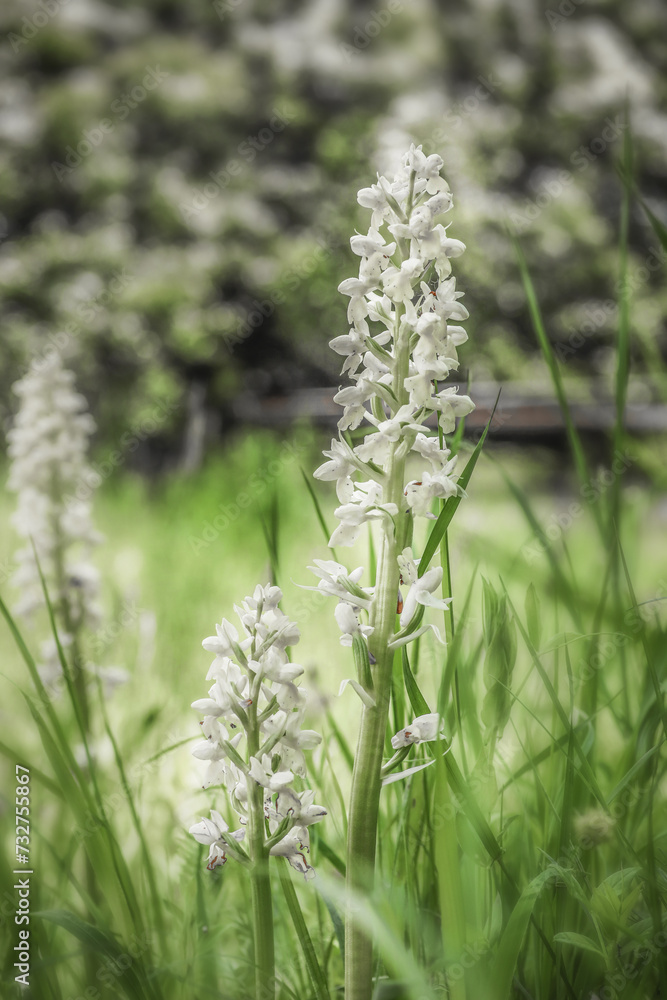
[37,910,154,1000]
[278,861,331,1000]
[0,590,88,791]
[312,830,346,877]
[437,569,479,738]
[616,532,667,740]
[300,466,338,561]
[638,196,667,255]
[486,866,571,1000]
[511,238,601,534]
[194,847,219,994]
[612,116,633,470]
[0,739,61,797]
[503,584,641,855]
[92,673,165,943]
[433,738,467,1000]
[325,710,354,771]
[419,394,499,575]
[490,458,582,630]
[34,547,101,799]
[400,651,505,864]
[608,742,664,802]
[402,646,430,717]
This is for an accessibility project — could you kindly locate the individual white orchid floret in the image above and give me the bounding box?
[404,460,462,519]
[329,321,369,376]
[189,810,246,871]
[354,404,423,466]
[189,808,230,845]
[390,713,443,749]
[397,548,451,628]
[357,179,390,229]
[411,433,450,469]
[333,379,377,432]
[422,277,469,322]
[248,754,295,792]
[296,796,328,828]
[418,226,466,278]
[250,646,304,685]
[270,826,316,880]
[330,482,398,548]
[381,257,423,303]
[202,619,249,658]
[334,601,374,647]
[303,559,373,609]
[266,616,301,651]
[284,721,323,754]
[261,709,321,777]
[313,438,358,502]
[350,227,396,260]
[191,731,243,763]
[191,696,226,718]
[242,584,283,612]
[338,276,376,324]
[405,145,450,195]
[404,356,457,408]
[423,385,475,435]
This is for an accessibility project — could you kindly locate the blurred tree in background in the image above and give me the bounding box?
[0,0,665,464]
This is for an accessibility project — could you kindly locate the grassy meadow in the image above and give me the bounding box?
[1,409,666,999]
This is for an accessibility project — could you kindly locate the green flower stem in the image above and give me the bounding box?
[247,696,275,1000]
[345,302,410,1000]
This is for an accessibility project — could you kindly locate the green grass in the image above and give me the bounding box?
[0,420,665,999]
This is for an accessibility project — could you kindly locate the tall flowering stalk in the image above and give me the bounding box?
[7,355,102,722]
[313,145,474,1000]
[188,585,326,1000]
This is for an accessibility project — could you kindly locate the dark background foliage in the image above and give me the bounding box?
[1,0,665,462]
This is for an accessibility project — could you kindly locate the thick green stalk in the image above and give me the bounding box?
[344,492,402,1000]
[248,693,275,1000]
[345,302,409,1000]
[249,782,275,1000]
